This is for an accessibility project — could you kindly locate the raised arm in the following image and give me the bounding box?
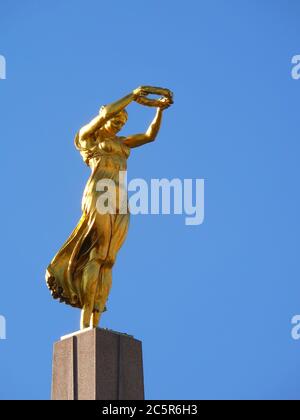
[123,97,171,148]
[78,87,149,140]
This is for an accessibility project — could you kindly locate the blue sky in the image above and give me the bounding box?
[1,0,300,400]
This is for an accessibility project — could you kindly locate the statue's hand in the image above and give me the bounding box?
[161,88,174,102]
[132,86,151,99]
[157,97,173,110]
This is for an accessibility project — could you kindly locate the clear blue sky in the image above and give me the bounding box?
[1,0,300,400]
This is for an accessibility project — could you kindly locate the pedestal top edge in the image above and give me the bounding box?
[60,327,135,341]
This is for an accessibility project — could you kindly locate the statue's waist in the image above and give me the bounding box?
[89,154,127,171]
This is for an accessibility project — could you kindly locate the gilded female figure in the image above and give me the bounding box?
[46,86,173,329]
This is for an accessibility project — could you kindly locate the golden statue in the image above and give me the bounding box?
[46,86,173,329]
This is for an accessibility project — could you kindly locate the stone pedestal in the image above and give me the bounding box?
[51,327,144,400]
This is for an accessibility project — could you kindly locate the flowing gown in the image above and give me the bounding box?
[46,132,130,309]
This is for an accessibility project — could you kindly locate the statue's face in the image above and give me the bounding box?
[105,113,127,135]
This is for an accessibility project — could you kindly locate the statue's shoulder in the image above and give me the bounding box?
[75,131,98,150]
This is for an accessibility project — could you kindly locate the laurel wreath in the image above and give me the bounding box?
[135,87,174,108]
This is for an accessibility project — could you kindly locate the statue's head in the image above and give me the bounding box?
[104,109,128,135]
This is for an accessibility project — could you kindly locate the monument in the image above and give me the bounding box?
[46,86,173,400]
